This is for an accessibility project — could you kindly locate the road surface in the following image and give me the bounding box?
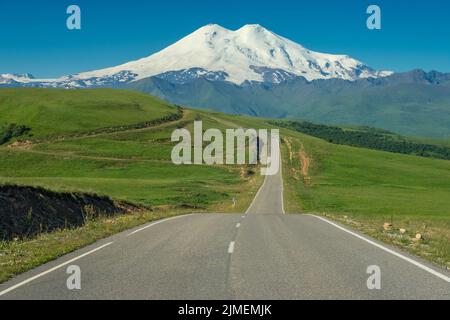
[1,160,449,299]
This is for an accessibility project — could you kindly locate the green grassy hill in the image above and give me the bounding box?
[0,88,178,140]
[0,88,261,211]
[0,89,216,209]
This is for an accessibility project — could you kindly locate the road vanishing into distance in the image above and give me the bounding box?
[1,159,449,300]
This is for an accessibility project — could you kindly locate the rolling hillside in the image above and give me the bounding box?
[0,88,261,210]
[0,88,178,140]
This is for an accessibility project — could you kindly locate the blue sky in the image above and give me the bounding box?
[1,0,449,78]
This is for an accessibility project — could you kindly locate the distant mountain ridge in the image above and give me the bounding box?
[127,69,450,137]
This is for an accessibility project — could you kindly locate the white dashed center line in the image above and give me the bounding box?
[228,241,235,254]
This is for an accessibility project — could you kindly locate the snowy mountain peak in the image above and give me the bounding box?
[236,24,283,40]
[198,23,229,32]
[1,24,393,87]
[0,73,35,84]
[72,23,393,84]
[237,24,268,32]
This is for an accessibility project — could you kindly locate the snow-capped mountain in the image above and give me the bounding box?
[1,24,393,88]
[0,73,35,85]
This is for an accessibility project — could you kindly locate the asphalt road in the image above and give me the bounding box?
[1,160,449,299]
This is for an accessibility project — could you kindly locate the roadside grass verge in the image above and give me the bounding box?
[320,212,450,269]
[280,128,450,269]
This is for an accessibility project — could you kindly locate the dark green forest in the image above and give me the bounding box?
[273,120,450,160]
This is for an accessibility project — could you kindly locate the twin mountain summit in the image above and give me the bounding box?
[2,24,450,137]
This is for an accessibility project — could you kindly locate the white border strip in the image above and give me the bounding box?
[127,214,195,237]
[228,241,235,254]
[309,215,450,283]
[245,175,268,214]
[0,242,114,297]
[279,153,286,215]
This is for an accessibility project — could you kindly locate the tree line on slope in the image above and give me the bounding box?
[0,123,31,145]
[273,120,450,160]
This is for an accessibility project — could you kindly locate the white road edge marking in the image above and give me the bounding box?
[127,214,195,237]
[309,214,450,283]
[280,153,286,215]
[0,242,113,297]
[245,175,268,214]
[228,241,235,254]
[236,223,241,228]
[245,143,284,215]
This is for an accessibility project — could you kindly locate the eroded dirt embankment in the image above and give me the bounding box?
[0,185,135,241]
[284,137,312,185]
